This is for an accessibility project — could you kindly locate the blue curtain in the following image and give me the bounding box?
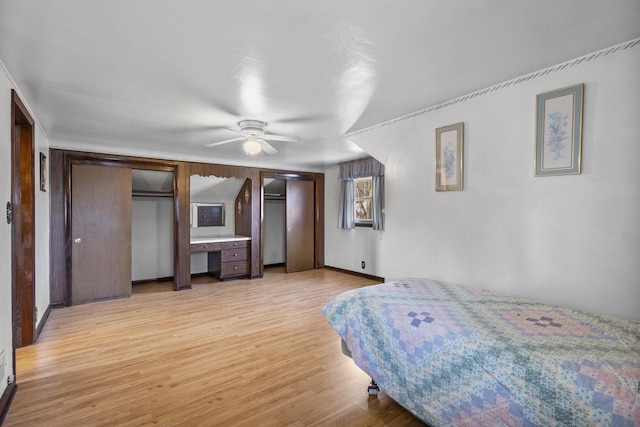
[338,179,355,229]
[372,175,384,230]
[338,157,384,230]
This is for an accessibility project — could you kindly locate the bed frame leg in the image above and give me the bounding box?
[367,379,380,395]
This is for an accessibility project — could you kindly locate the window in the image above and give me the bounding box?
[354,177,373,226]
[338,157,384,230]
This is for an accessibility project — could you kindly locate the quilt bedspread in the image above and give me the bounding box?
[322,279,640,427]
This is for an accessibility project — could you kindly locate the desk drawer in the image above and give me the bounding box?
[221,240,248,250]
[221,261,249,277]
[221,247,248,262]
[191,242,222,252]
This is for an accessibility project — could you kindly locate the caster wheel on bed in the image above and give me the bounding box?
[367,380,380,396]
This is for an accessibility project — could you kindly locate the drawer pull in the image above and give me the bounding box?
[233,253,238,257]
[233,266,238,270]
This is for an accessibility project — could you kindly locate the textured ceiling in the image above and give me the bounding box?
[1,1,639,171]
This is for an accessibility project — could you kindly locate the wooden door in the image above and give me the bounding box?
[285,180,315,273]
[11,91,35,348]
[71,164,132,305]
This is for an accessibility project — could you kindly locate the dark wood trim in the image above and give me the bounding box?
[234,178,253,238]
[11,89,36,354]
[175,162,191,290]
[10,90,34,126]
[49,149,66,305]
[35,304,52,342]
[315,173,325,268]
[324,266,385,283]
[0,382,17,426]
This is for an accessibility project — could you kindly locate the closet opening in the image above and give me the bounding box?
[260,172,321,275]
[131,169,175,292]
[263,178,286,269]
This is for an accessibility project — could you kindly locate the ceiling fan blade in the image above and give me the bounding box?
[263,134,302,144]
[276,114,332,124]
[205,136,245,147]
[258,139,278,155]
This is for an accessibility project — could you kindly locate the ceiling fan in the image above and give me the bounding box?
[206,119,302,155]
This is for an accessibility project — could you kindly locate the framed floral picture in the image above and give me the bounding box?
[535,84,584,176]
[435,122,464,191]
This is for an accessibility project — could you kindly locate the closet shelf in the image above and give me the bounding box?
[132,189,174,198]
[264,193,285,201]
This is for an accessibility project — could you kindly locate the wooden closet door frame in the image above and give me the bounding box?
[62,154,180,305]
[259,170,324,277]
[285,179,316,273]
[10,90,35,349]
[70,163,132,304]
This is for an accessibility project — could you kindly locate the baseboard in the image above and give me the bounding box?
[0,382,17,425]
[35,304,52,342]
[132,276,173,285]
[324,266,385,283]
[264,263,285,268]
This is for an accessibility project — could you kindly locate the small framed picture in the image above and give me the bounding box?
[40,152,47,192]
[535,84,584,176]
[435,122,464,191]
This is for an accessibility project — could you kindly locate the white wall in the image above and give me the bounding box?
[0,59,50,396]
[34,125,50,329]
[325,166,385,277]
[131,197,174,281]
[326,41,640,320]
[263,200,285,265]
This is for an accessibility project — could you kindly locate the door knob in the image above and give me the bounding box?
[74,238,82,244]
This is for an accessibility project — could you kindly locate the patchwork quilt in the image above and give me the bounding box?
[322,279,640,426]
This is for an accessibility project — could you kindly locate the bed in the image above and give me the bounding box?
[322,278,640,426]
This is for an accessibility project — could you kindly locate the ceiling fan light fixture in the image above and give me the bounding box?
[238,119,266,137]
[243,137,262,155]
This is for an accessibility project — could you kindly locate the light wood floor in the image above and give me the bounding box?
[5,268,425,426]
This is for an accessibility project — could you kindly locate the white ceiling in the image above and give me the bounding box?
[1,1,639,172]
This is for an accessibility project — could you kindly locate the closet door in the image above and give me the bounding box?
[71,164,132,304]
[285,180,315,273]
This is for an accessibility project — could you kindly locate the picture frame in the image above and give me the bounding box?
[435,122,464,191]
[535,83,584,176]
[40,152,47,192]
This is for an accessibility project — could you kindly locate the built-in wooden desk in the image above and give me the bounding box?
[190,235,251,280]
